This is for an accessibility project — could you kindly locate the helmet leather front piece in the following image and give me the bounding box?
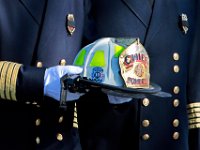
[74,37,150,89]
[119,39,150,88]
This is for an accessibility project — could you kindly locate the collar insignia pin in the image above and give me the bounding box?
[66,14,75,36]
[180,13,189,34]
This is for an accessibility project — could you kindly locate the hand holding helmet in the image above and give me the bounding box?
[44,65,84,101]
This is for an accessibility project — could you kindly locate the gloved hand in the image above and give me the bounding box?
[44,65,133,103]
[44,65,83,101]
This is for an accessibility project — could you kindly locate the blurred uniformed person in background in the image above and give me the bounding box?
[0,0,84,149]
[77,0,200,150]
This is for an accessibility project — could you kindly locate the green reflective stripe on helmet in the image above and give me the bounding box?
[74,49,87,66]
[90,50,105,67]
[114,45,125,58]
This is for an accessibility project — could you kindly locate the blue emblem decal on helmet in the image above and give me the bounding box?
[91,67,105,83]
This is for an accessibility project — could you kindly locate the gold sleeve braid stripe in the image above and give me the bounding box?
[187,102,200,129]
[73,103,78,128]
[187,102,200,109]
[187,108,200,114]
[0,61,22,101]
[5,63,16,100]
[188,113,200,119]
[0,62,11,99]
[189,123,200,129]
[10,63,22,101]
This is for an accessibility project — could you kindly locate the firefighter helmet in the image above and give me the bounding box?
[73,37,150,89]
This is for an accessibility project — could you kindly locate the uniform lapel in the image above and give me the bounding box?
[19,0,46,24]
[35,0,72,66]
[144,0,168,47]
[122,0,152,27]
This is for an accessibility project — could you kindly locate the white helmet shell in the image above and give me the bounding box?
[73,37,150,88]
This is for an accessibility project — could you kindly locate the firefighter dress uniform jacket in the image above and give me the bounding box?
[77,0,200,150]
[0,0,84,149]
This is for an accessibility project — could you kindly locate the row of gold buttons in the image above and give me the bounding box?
[35,61,43,144]
[142,98,150,140]
[172,52,180,140]
[57,59,67,142]
[35,59,67,144]
[141,52,181,141]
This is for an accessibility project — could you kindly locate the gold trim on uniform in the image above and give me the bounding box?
[0,62,11,99]
[73,103,78,128]
[73,117,78,123]
[189,123,200,129]
[0,61,22,101]
[73,123,78,128]
[0,61,7,99]
[10,63,22,101]
[187,102,200,109]
[188,113,200,119]
[74,112,77,118]
[5,63,16,100]
[189,118,200,124]
[187,108,200,114]
[187,103,200,129]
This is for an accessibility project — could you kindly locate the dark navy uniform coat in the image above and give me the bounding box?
[77,0,200,150]
[0,0,84,149]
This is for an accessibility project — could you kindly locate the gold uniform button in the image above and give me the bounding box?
[32,101,37,105]
[59,116,64,123]
[36,61,43,68]
[173,53,180,61]
[36,137,40,144]
[60,59,67,66]
[142,98,150,107]
[173,65,180,73]
[142,120,150,127]
[173,119,179,127]
[57,133,63,141]
[25,101,31,105]
[173,86,180,94]
[142,134,150,140]
[35,119,41,126]
[173,99,180,107]
[173,132,180,140]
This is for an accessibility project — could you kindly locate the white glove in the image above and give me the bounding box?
[44,65,133,104]
[44,65,83,101]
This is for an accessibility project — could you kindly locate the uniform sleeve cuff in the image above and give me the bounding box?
[187,102,200,129]
[16,65,46,103]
